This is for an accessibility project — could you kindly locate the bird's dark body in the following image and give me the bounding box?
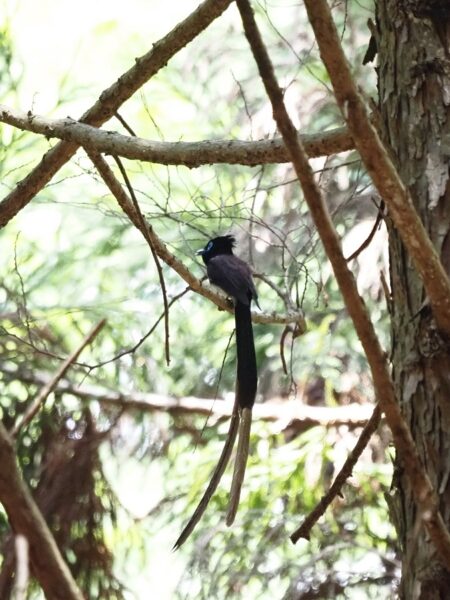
[234,301,257,409]
[197,235,258,410]
[173,235,259,547]
[207,254,257,306]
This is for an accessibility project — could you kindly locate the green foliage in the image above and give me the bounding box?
[169,424,396,599]
[0,0,396,598]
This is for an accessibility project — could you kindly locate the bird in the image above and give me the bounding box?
[198,234,259,410]
[173,234,258,549]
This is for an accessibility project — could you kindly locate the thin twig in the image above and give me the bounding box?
[290,404,381,543]
[85,286,191,370]
[110,115,173,364]
[13,234,32,345]
[345,202,384,262]
[113,155,171,365]
[280,323,303,376]
[10,319,106,437]
[198,329,235,445]
[115,111,138,137]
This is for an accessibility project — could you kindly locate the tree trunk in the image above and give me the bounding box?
[376,1,450,597]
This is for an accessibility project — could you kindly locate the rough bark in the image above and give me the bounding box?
[377,1,450,597]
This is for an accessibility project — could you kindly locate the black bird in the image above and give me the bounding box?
[198,235,259,524]
[173,235,259,549]
[198,235,259,410]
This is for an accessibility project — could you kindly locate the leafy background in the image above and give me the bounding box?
[0,1,398,598]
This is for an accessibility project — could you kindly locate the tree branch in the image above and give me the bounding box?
[303,0,450,337]
[1,366,375,429]
[0,423,83,600]
[0,104,353,168]
[290,404,382,542]
[0,0,235,228]
[10,319,106,437]
[236,0,450,566]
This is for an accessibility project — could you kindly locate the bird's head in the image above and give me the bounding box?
[196,235,236,264]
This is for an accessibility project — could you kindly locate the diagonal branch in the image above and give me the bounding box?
[86,150,305,328]
[0,104,353,167]
[0,423,83,600]
[291,404,382,542]
[0,0,235,228]
[236,0,450,566]
[10,319,106,438]
[303,0,450,337]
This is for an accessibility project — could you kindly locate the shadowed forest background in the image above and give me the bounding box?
[1,0,449,598]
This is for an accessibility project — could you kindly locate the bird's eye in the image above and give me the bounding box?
[206,241,213,252]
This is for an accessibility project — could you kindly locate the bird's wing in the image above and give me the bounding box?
[207,255,255,305]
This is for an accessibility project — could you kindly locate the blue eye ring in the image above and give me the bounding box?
[206,240,213,252]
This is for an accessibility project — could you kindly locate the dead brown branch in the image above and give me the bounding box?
[236,0,450,566]
[0,423,83,600]
[290,404,382,543]
[345,202,384,262]
[2,365,374,429]
[112,156,171,365]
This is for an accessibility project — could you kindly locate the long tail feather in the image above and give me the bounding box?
[173,397,239,550]
[226,407,252,526]
[234,301,257,409]
[175,298,257,545]
[226,300,257,522]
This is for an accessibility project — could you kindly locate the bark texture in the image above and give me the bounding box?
[377,1,450,597]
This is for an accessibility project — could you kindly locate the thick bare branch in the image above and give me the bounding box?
[0,0,235,228]
[303,0,450,337]
[236,0,450,565]
[86,150,305,328]
[0,104,353,167]
[0,423,83,600]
